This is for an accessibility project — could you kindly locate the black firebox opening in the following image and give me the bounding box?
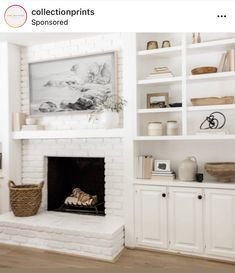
[47,157,105,216]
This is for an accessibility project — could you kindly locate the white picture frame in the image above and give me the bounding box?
[154,160,171,172]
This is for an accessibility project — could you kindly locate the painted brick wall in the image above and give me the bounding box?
[20,34,126,218]
[22,138,124,217]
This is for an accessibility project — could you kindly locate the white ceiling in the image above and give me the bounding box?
[0,33,104,46]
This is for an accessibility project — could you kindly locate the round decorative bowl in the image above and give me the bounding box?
[205,162,235,182]
[191,66,217,75]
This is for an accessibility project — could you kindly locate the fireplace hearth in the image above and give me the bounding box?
[47,157,105,216]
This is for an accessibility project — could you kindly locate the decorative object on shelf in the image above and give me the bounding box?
[192,32,201,44]
[178,156,198,181]
[148,122,163,136]
[169,103,182,107]
[218,49,235,72]
[152,159,175,181]
[154,160,171,172]
[21,125,45,131]
[147,92,169,108]
[196,173,204,183]
[146,41,158,50]
[161,40,171,48]
[205,162,235,182]
[191,96,234,106]
[13,112,26,131]
[25,117,37,125]
[9,181,44,217]
[166,121,178,136]
[29,51,118,115]
[136,155,153,179]
[197,33,201,43]
[146,67,174,80]
[200,111,226,130]
[90,95,126,129]
[191,66,217,75]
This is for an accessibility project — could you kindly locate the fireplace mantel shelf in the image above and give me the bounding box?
[12,128,124,140]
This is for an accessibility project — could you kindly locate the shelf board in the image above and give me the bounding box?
[137,46,182,57]
[187,38,235,54]
[138,76,182,86]
[135,134,235,141]
[188,104,235,112]
[12,129,124,140]
[137,107,182,114]
[134,179,235,190]
[187,71,235,82]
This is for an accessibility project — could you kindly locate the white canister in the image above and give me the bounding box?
[178,156,198,181]
[167,121,178,136]
[148,122,163,136]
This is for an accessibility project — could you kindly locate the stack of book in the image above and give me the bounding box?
[151,170,176,181]
[136,155,153,179]
[146,67,174,79]
[218,49,235,72]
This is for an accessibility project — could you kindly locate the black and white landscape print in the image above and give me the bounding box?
[29,52,116,115]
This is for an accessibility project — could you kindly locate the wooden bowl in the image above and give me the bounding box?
[191,66,217,75]
[191,96,234,106]
[205,162,235,182]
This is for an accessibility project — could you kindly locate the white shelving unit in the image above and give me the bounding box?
[133,34,235,261]
[136,33,235,139]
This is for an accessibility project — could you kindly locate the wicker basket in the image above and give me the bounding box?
[9,181,44,217]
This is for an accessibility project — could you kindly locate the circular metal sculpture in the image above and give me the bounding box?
[200,111,226,130]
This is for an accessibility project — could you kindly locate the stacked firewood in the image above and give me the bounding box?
[64,188,98,207]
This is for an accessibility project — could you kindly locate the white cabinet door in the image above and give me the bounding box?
[168,187,203,253]
[205,189,235,259]
[135,185,168,249]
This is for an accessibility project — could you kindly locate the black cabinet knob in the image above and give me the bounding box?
[162,193,166,198]
[198,195,202,200]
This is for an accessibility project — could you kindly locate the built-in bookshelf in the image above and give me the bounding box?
[136,33,235,139]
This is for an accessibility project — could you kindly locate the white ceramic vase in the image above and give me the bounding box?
[99,110,119,129]
[178,156,198,181]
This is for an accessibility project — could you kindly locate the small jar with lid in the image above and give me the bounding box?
[148,122,163,136]
[166,121,178,136]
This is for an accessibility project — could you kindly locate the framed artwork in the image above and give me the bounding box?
[29,51,118,115]
[154,160,171,172]
[147,92,169,108]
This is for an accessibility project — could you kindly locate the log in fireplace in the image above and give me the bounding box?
[47,157,105,216]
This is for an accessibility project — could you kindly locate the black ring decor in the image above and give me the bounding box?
[200,111,226,130]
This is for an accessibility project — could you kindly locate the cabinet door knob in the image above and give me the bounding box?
[198,195,202,200]
[162,193,166,198]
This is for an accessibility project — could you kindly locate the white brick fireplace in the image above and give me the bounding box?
[23,138,124,217]
[0,33,136,261]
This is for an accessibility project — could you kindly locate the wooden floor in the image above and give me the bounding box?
[0,244,234,269]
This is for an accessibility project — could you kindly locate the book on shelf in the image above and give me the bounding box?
[152,170,174,176]
[136,155,153,179]
[196,129,229,135]
[151,174,175,181]
[21,125,45,131]
[146,73,173,79]
[151,170,176,181]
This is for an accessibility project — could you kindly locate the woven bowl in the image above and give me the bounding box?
[191,66,217,75]
[205,162,235,182]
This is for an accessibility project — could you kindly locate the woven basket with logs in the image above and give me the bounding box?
[9,181,44,217]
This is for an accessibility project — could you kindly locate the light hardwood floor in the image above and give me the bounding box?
[0,244,234,269]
